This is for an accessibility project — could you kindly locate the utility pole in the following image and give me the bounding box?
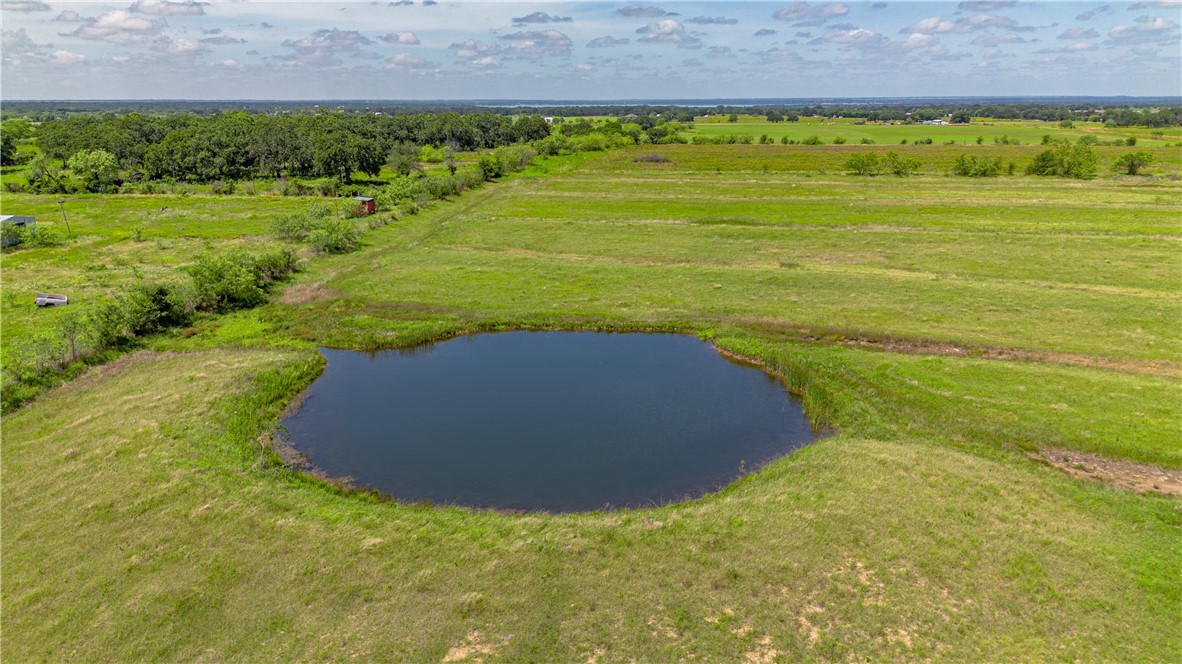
[162,206,182,236]
[56,199,72,237]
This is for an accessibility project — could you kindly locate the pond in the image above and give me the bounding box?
[280,332,824,512]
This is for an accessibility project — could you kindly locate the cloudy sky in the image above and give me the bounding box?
[2,1,1179,99]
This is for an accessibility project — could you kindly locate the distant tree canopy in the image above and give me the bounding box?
[0,133,16,166]
[35,111,555,183]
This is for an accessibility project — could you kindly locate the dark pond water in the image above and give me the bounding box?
[281,332,821,512]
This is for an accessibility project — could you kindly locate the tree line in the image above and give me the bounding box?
[35,111,553,184]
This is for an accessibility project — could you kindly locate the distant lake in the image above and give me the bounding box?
[281,332,823,512]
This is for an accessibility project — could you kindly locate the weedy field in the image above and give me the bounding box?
[2,140,1180,661]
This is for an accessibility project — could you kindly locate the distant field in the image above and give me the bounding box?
[690,116,1182,147]
[2,142,1180,660]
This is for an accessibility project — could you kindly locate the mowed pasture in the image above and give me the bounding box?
[690,115,1182,147]
[2,142,1181,660]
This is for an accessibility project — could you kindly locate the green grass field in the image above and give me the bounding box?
[2,140,1180,660]
[691,115,1182,147]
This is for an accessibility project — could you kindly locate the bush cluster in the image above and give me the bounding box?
[951,155,1006,177]
[843,151,922,176]
[1026,144,1098,178]
[2,247,299,410]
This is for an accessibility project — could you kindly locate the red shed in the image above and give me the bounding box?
[353,196,375,215]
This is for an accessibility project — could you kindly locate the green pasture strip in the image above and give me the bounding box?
[689,117,1182,147]
[425,215,1180,293]
[597,143,1182,176]
[534,172,1182,209]
[291,245,1179,363]
[1,349,1176,661]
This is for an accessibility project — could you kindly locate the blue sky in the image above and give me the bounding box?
[2,1,1179,99]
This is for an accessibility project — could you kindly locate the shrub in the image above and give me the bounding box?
[844,152,880,176]
[272,204,333,241]
[419,145,446,163]
[479,155,503,180]
[307,218,362,254]
[187,250,276,311]
[801,135,823,145]
[832,136,847,144]
[860,138,875,145]
[1025,144,1098,178]
[1112,151,1154,176]
[883,151,921,176]
[952,154,1003,177]
[12,225,67,248]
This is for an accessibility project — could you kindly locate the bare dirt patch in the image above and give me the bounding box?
[442,630,508,663]
[277,282,339,305]
[1039,449,1182,497]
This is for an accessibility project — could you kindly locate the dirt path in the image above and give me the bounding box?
[1039,449,1182,497]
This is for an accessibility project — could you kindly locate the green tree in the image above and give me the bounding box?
[26,155,66,193]
[727,114,738,123]
[511,115,552,143]
[0,133,16,166]
[1025,144,1098,178]
[766,111,783,123]
[844,152,881,176]
[1,119,34,140]
[387,141,422,177]
[67,149,119,192]
[883,151,921,176]
[1112,151,1154,175]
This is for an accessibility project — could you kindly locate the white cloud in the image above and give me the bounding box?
[278,29,373,67]
[1108,15,1179,43]
[901,13,1030,34]
[772,3,849,22]
[129,0,206,17]
[617,5,673,18]
[825,28,883,45]
[500,30,573,57]
[50,49,87,64]
[0,1,50,11]
[687,16,738,25]
[386,52,432,68]
[379,32,420,45]
[970,33,1025,47]
[72,10,166,47]
[587,36,630,48]
[511,12,571,25]
[636,19,701,47]
[200,35,245,45]
[1037,42,1100,53]
[903,33,936,49]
